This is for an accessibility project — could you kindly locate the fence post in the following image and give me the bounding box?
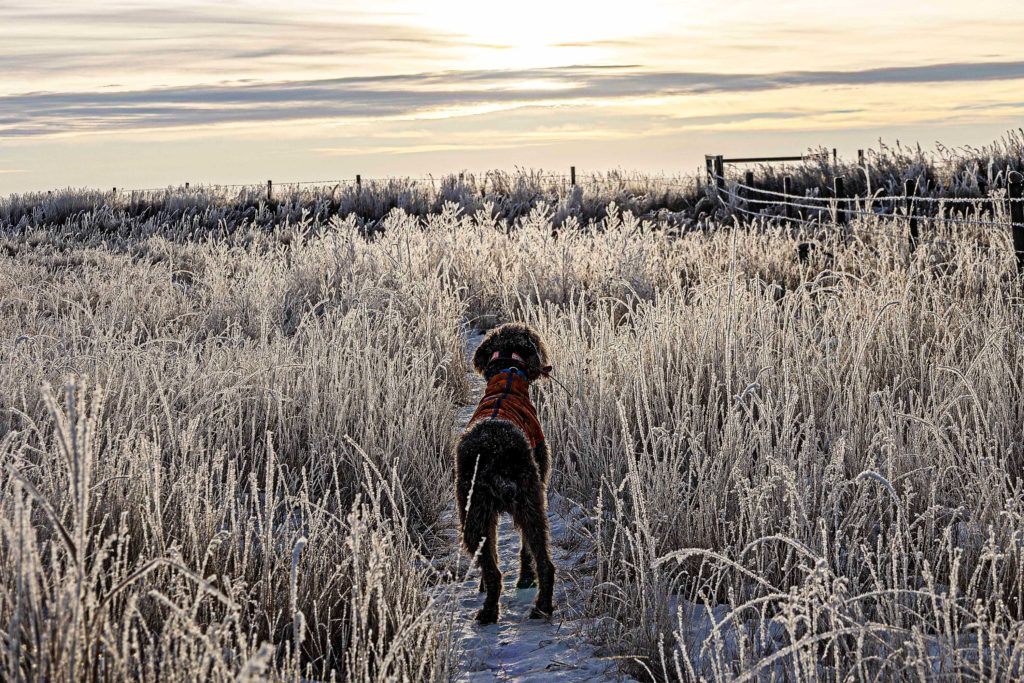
[356,174,362,193]
[832,148,838,166]
[905,178,919,255]
[1009,172,1024,274]
[185,182,190,190]
[744,170,756,213]
[857,149,864,166]
[267,180,272,200]
[833,176,846,225]
[783,176,794,221]
[112,187,117,195]
[570,166,576,187]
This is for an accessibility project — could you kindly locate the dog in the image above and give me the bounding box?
[455,322,555,624]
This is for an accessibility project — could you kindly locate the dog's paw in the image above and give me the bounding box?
[528,605,553,620]
[516,575,537,589]
[475,606,499,624]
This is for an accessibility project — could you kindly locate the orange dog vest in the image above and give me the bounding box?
[468,367,545,449]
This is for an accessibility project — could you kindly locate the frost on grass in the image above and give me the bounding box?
[2,188,1024,681]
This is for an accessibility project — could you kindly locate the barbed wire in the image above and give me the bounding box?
[714,173,1013,206]
[716,186,992,247]
[42,174,1024,233]
[737,196,1013,229]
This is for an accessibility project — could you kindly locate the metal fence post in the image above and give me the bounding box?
[905,178,919,255]
[1009,172,1024,274]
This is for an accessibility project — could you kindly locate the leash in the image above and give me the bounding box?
[540,366,575,400]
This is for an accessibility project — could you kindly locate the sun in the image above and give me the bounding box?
[410,0,664,68]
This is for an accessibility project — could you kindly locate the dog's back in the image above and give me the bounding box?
[457,419,537,508]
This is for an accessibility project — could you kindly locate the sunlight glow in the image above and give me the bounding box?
[410,0,667,68]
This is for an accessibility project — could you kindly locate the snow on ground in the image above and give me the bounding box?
[429,330,633,682]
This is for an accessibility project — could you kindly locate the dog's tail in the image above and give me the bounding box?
[457,420,531,506]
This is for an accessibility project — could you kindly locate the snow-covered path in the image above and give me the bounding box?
[431,332,629,682]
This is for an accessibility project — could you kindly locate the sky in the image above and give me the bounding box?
[2,0,1024,193]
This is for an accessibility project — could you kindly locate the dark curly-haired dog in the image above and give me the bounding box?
[456,322,555,624]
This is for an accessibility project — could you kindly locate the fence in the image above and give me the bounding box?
[100,167,601,201]
[704,152,1024,273]
[39,157,1024,273]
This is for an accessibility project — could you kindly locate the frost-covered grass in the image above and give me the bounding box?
[3,129,1023,235]
[3,178,1024,680]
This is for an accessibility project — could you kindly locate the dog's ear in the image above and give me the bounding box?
[472,333,497,375]
[525,326,549,366]
[520,325,551,380]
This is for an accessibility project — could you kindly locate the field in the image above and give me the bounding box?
[3,144,1024,681]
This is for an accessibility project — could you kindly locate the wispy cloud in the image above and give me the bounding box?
[2,60,1022,138]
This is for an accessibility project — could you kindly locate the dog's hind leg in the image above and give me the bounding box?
[516,537,536,588]
[511,491,555,618]
[464,510,502,624]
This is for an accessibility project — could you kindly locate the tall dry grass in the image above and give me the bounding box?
[0,220,468,680]
[4,168,1024,680]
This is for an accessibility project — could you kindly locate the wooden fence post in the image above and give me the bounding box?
[356,174,362,193]
[857,149,865,166]
[833,176,846,225]
[185,182,190,190]
[832,148,838,166]
[112,187,117,195]
[267,180,272,200]
[905,178,919,255]
[570,166,576,187]
[1009,172,1024,274]
[744,170,756,214]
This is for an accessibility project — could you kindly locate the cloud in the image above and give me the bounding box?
[2,60,1023,138]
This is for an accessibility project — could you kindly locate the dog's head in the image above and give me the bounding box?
[472,322,551,381]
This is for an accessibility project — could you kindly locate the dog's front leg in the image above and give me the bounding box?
[516,538,536,588]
